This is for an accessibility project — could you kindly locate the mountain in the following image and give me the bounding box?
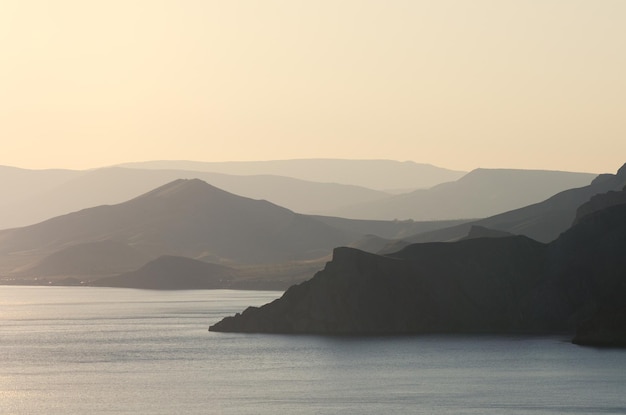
[309,215,471,240]
[209,188,626,347]
[0,166,82,227]
[12,240,153,278]
[460,226,514,240]
[3,162,589,231]
[325,168,596,220]
[397,163,626,244]
[0,166,388,229]
[0,179,358,278]
[91,255,237,290]
[118,159,466,191]
[90,255,325,290]
[0,166,80,202]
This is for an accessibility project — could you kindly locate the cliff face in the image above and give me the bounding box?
[210,193,626,343]
[210,237,552,334]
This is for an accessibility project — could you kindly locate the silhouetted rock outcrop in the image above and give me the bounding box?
[210,237,551,334]
[210,189,626,346]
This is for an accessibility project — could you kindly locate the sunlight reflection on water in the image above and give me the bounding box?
[1,286,625,415]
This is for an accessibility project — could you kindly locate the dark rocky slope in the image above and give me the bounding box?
[210,191,626,346]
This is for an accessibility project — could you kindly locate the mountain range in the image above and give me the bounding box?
[1,161,622,302]
[325,168,596,220]
[0,162,594,230]
[118,159,467,191]
[384,163,626,246]
[0,166,388,229]
[1,178,452,285]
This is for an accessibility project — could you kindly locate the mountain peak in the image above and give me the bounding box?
[135,178,230,202]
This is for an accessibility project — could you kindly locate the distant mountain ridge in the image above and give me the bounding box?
[92,255,237,290]
[391,163,626,245]
[118,159,466,191]
[326,168,596,220]
[0,166,389,229]
[0,161,595,230]
[91,254,321,290]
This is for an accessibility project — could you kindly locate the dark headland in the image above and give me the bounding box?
[211,167,626,347]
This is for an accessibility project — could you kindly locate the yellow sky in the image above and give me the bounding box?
[1,0,625,173]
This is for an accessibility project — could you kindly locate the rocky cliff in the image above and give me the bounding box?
[210,191,626,346]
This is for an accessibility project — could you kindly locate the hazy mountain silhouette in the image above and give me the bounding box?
[0,179,361,278]
[394,163,626,245]
[325,168,596,220]
[460,226,514,240]
[118,159,466,191]
[309,216,470,240]
[210,187,626,347]
[91,255,237,290]
[0,166,388,229]
[13,240,153,278]
[0,166,81,226]
[1,163,592,231]
[90,254,325,290]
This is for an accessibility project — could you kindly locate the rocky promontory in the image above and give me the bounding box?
[211,190,626,345]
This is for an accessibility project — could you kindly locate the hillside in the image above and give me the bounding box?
[0,179,357,278]
[398,163,626,244]
[90,255,324,291]
[326,168,596,220]
[0,166,388,229]
[91,255,237,290]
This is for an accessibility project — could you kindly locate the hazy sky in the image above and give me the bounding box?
[1,0,625,173]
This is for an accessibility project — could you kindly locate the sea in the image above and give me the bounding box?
[1,286,625,415]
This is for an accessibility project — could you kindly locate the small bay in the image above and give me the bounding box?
[1,286,625,414]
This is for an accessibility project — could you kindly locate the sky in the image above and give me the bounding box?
[1,0,625,173]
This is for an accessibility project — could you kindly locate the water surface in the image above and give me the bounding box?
[1,286,625,414]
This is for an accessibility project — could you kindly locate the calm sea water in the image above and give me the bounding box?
[1,286,625,415]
